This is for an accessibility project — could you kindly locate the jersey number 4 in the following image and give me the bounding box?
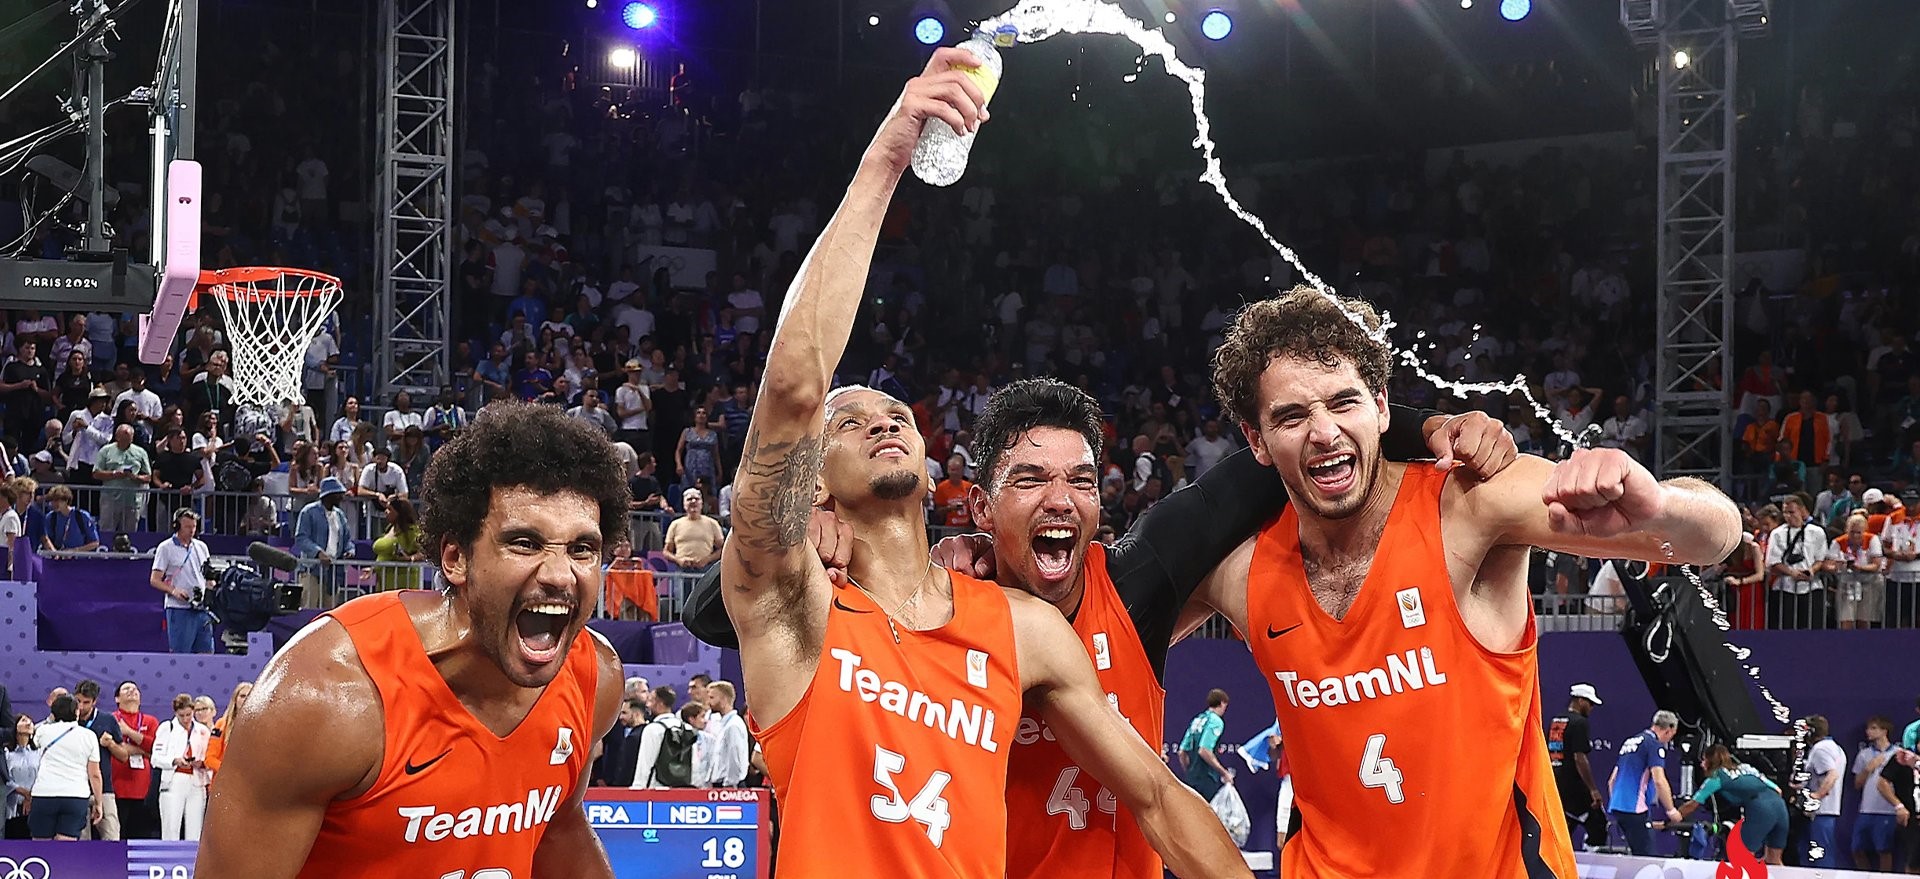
[872,745,954,846]
[1358,734,1405,804]
[1045,766,1119,830]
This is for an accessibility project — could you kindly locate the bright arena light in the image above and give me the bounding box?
[621,2,657,29]
[586,0,597,7]
[914,16,945,44]
[867,14,880,26]
[1672,49,1691,69]
[608,47,636,69]
[1164,11,1177,23]
[1499,0,1529,21]
[1201,10,1232,40]
[1460,0,1473,8]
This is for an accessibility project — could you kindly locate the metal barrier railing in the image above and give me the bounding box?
[36,482,687,546]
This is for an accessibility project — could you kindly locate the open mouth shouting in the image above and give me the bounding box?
[513,598,578,667]
[1305,450,1358,496]
[1030,523,1079,583]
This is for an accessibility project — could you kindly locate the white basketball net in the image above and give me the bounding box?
[205,269,341,411]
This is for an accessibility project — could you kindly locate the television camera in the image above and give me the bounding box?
[199,541,302,653]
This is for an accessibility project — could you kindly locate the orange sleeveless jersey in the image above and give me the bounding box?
[297,592,601,879]
[753,571,1022,879]
[1246,463,1576,879]
[1005,545,1164,879]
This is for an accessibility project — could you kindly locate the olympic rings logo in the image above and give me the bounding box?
[0,857,52,879]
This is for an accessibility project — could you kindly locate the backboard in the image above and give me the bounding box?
[137,0,203,363]
[0,0,201,353]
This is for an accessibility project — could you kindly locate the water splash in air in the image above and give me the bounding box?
[976,0,1796,727]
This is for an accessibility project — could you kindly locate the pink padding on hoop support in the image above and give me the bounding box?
[139,159,203,364]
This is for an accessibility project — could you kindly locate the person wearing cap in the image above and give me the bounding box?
[613,358,652,452]
[663,488,724,571]
[1885,490,1920,628]
[293,476,355,607]
[1547,684,1606,849]
[150,509,213,653]
[1862,487,1902,536]
[63,387,116,484]
[1827,511,1886,629]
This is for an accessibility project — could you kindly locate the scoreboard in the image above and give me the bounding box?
[586,787,773,879]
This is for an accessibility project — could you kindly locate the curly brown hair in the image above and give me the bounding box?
[420,400,631,562]
[1211,285,1392,427]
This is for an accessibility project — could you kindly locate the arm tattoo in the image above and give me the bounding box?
[734,428,824,551]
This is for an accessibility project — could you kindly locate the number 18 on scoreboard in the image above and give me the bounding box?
[586,787,772,879]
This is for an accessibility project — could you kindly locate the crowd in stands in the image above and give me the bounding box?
[1,679,249,841]
[0,11,1914,631]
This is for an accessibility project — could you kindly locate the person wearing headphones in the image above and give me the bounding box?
[150,508,213,653]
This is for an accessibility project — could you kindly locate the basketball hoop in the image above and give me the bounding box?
[194,266,342,411]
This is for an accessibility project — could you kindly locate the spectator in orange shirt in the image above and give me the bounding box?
[1780,390,1831,484]
[1741,399,1781,470]
[931,453,973,529]
[1862,489,1904,536]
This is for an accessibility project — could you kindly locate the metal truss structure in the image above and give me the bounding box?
[375,0,456,401]
[1621,0,1769,488]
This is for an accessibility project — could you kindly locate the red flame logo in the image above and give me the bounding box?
[1716,820,1768,879]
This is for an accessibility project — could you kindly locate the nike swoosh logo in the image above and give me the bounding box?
[405,749,453,775]
[832,597,873,614]
[1266,624,1301,639]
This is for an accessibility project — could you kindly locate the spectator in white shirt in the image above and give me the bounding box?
[358,447,409,524]
[630,687,691,789]
[1802,715,1845,867]
[64,389,116,481]
[381,392,423,449]
[1186,419,1236,478]
[614,360,652,450]
[726,274,765,335]
[28,693,103,840]
[1597,396,1650,463]
[700,681,749,788]
[151,508,214,653]
[1765,494,1832,629]
[114,369,163,427]
[1884,491,1920,627]
[149,692,212,840]
[606,266,641,304]
[1827,512,1884,630]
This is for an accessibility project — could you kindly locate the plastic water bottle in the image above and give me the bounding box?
[910,26,1015,187]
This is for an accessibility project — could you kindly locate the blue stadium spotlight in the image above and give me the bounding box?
[1201,10,1233,40]
[1499,0,1530,21]
[914,16,945,44]
[621,2,657,29]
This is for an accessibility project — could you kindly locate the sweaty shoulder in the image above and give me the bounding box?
[243,615,387,799]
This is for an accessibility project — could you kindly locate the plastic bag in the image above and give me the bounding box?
[1210,782,1250,847]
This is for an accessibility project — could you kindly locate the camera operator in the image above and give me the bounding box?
[149,509,213,654]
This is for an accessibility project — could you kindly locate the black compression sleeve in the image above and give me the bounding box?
[683,564,740,650]
[1382,404,1442,463]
